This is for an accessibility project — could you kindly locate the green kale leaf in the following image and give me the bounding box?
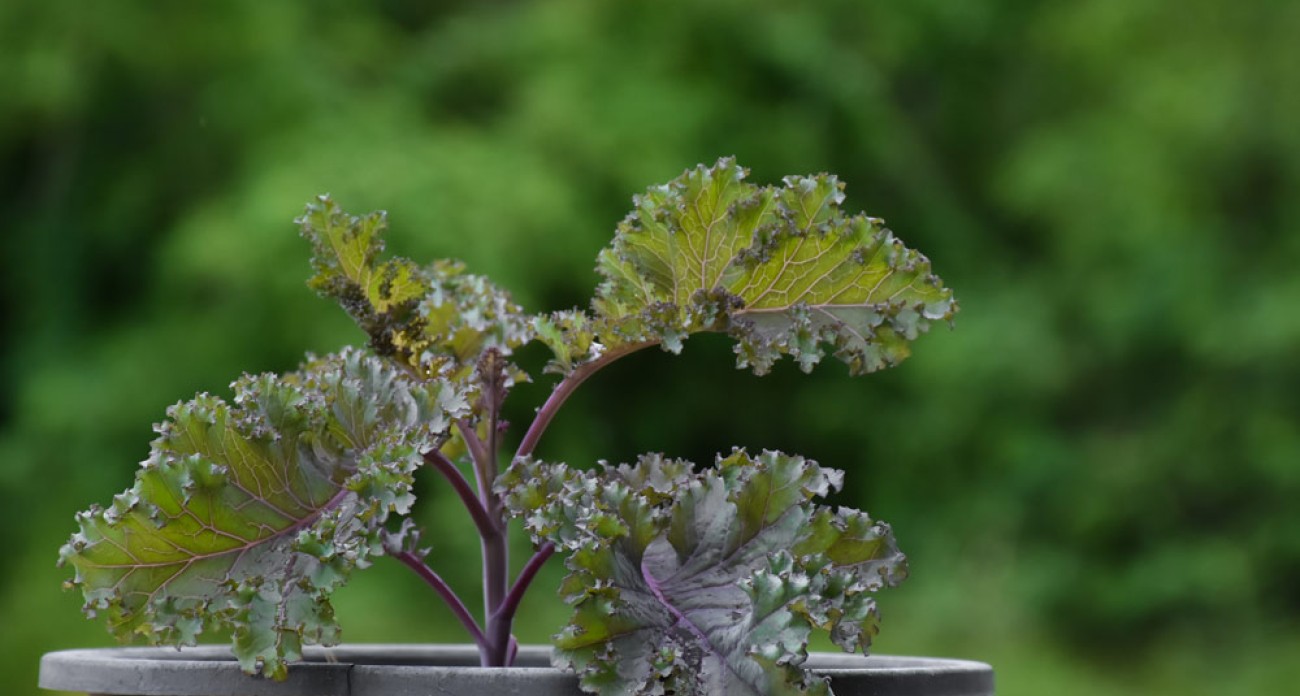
[498,450,906,696]
[541,157,956,375]
[298,195,533,382]
[60,348,468,678]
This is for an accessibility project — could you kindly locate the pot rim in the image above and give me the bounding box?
[41,644,994,696]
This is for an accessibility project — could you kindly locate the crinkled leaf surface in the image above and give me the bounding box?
[534,309,600,376]
[542,158,956,375]
[60,348,467,678]
[297,195,533,382]
[499,450,906,696]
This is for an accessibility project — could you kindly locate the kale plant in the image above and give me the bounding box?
[61,158,956,695]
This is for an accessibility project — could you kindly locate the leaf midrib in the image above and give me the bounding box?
[639,557,764,696]
[84,486,350,572]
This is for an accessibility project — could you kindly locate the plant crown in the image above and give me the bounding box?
[61,158,956,695]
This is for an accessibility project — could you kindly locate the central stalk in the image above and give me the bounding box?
[475,349,511,666]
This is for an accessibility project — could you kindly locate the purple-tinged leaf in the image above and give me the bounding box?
[60,348,468,678]
[498,450,906,696]
[540,158,956,376]
[297,196,533,383]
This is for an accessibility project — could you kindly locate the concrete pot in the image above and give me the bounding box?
[40,644,994,695]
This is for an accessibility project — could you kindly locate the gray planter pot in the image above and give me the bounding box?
[40,644,994,695]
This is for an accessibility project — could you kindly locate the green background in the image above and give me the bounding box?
[3,1,1298,694]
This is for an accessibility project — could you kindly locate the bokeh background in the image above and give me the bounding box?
[3,1,1298,694]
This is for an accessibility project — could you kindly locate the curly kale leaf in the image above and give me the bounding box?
[540,158,956,376]
[499,450,906,696]
[297,195,533,381]
[533,309,601,376]
[60,349,468,679]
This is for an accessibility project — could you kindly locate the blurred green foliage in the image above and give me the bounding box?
[2,1,1298,695]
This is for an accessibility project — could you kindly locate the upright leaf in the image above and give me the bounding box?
[498,450,906,696]
[542,158,956,375]
[297,196,533,381]
[60,349,468,678]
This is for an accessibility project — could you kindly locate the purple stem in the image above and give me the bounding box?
[495,542,556,627]
[393,550,487,652]
[456,419,492,505]
[481,531,509,665]
[514,341,656,459]
[461,359,512,666]
[409,343,648,665]
[424,450,496,538]
[506,635,519,667]
[484,543,555,666]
